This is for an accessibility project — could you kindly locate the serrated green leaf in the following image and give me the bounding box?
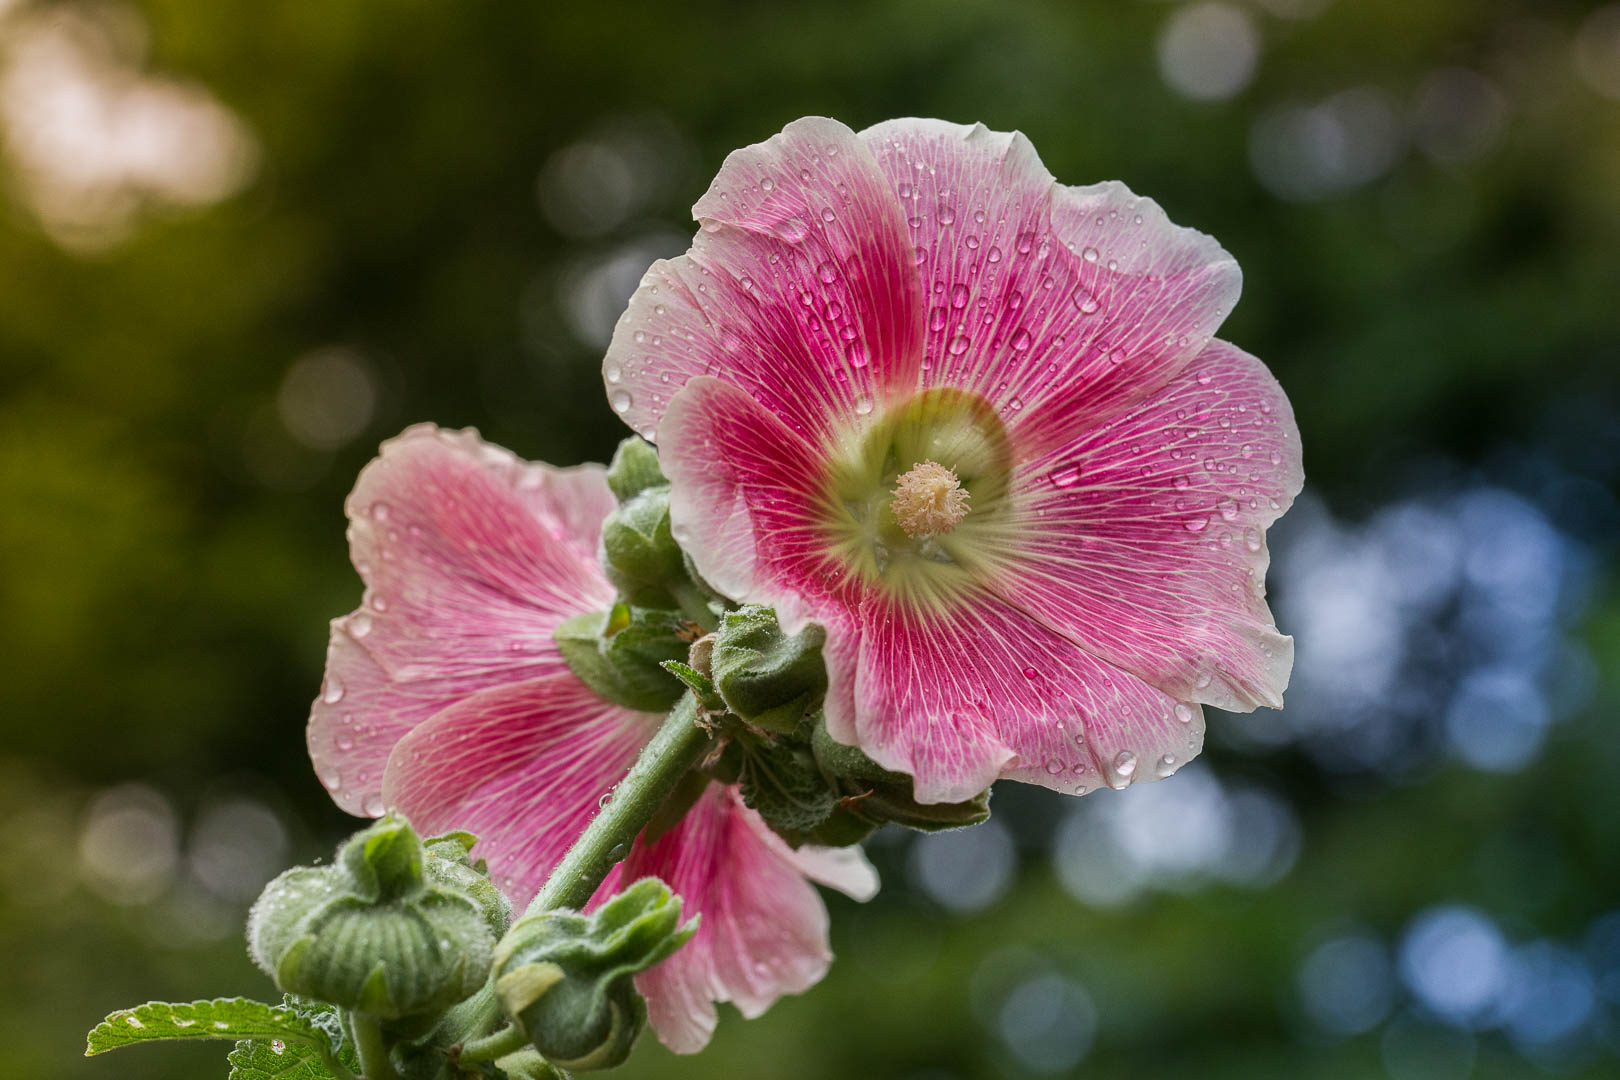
[227,1038,340,1080]
[659,660,725,711]
[85,997,329,1057]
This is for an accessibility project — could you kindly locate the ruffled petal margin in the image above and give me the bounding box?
[600,786,877,1054]
[308,424,615,815]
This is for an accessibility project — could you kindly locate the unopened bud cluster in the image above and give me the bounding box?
[247,818,506,1025]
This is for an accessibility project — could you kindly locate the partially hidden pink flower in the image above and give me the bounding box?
[307,423,877,1053]
[603,117,1303,804]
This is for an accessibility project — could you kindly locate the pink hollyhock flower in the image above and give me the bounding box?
[306,423,877,1053]
[603,117,1303,804]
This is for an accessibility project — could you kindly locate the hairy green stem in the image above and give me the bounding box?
[525,693,711,915]
[458,1023,529,1064]
[348,1014,400,1080]
[670,581,718,633]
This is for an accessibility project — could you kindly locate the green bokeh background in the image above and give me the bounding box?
[3,1,1618,1077]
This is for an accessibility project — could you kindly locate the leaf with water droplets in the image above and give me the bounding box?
[87,997,355,1080]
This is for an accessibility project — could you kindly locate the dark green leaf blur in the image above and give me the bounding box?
[3,0,1618,1077]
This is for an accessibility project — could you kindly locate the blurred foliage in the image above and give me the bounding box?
[1,0,1618,1078]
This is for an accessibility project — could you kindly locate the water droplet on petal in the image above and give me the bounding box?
[1045,759,1064,775]
[948,334,970,356]
[1010,329,1032,352]
[322,678,344,704]
[1155,753,1178,778]
[611,390,632,414]
[1082,246,1100,263]
[1048,464,1082,488]
[362,792,384,817]
[1111,750,1138,785]
[1174,703,1195,724]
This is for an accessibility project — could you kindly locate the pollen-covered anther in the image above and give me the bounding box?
[890,460,970,538]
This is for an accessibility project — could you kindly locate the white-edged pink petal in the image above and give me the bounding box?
[380,673,655,906]
[605,117,924,445]
[308,424,615,815]
[859,119,1240,440]
[997,339,1302,711]
[836,589,1204,802]
[659,375,858,626]
[612,786,876,1054]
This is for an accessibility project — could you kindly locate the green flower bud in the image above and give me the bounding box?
[710,605,827,734]
[605,436,667,503]
[738,737,840,837]
[247,816,497,1022]
[599,487,687,609]
[555,603,691,712]
[493,878,695,1072]
[811,715,992,834]
[422,831,511,939]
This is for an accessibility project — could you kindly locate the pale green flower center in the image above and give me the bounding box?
[814,389,1018,609]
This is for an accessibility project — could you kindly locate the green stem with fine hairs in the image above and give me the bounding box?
[524,693,710,916]
[348,1013,401,1080]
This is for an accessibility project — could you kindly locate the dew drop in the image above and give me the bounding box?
[1072,290,1101,315]
[1184,516,1209,533]
[336,735,354,752]
[949,282,970,309]
[1174,703,1195,724]
[605,363,622,383]
[937,201,956,225]
[1045,759,1064,776]
[1155,753,1178,778]
[1022,667,1039,679]
[1010,328,1032,352]
[853,395,874,416]
[322,677,345,704]
[948,334,970,356]
[760,176,775,192]
[349,613,372,638]
[362,792,384,816]
[125,1015,144,1028]
[611,390,632,414]
[928,306,947,331]
[1081,246,1100,263]
[1048,463,1082,488]
[817,261,838,284]
[1015,231,1036,254]
[1112,750,1138,783]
